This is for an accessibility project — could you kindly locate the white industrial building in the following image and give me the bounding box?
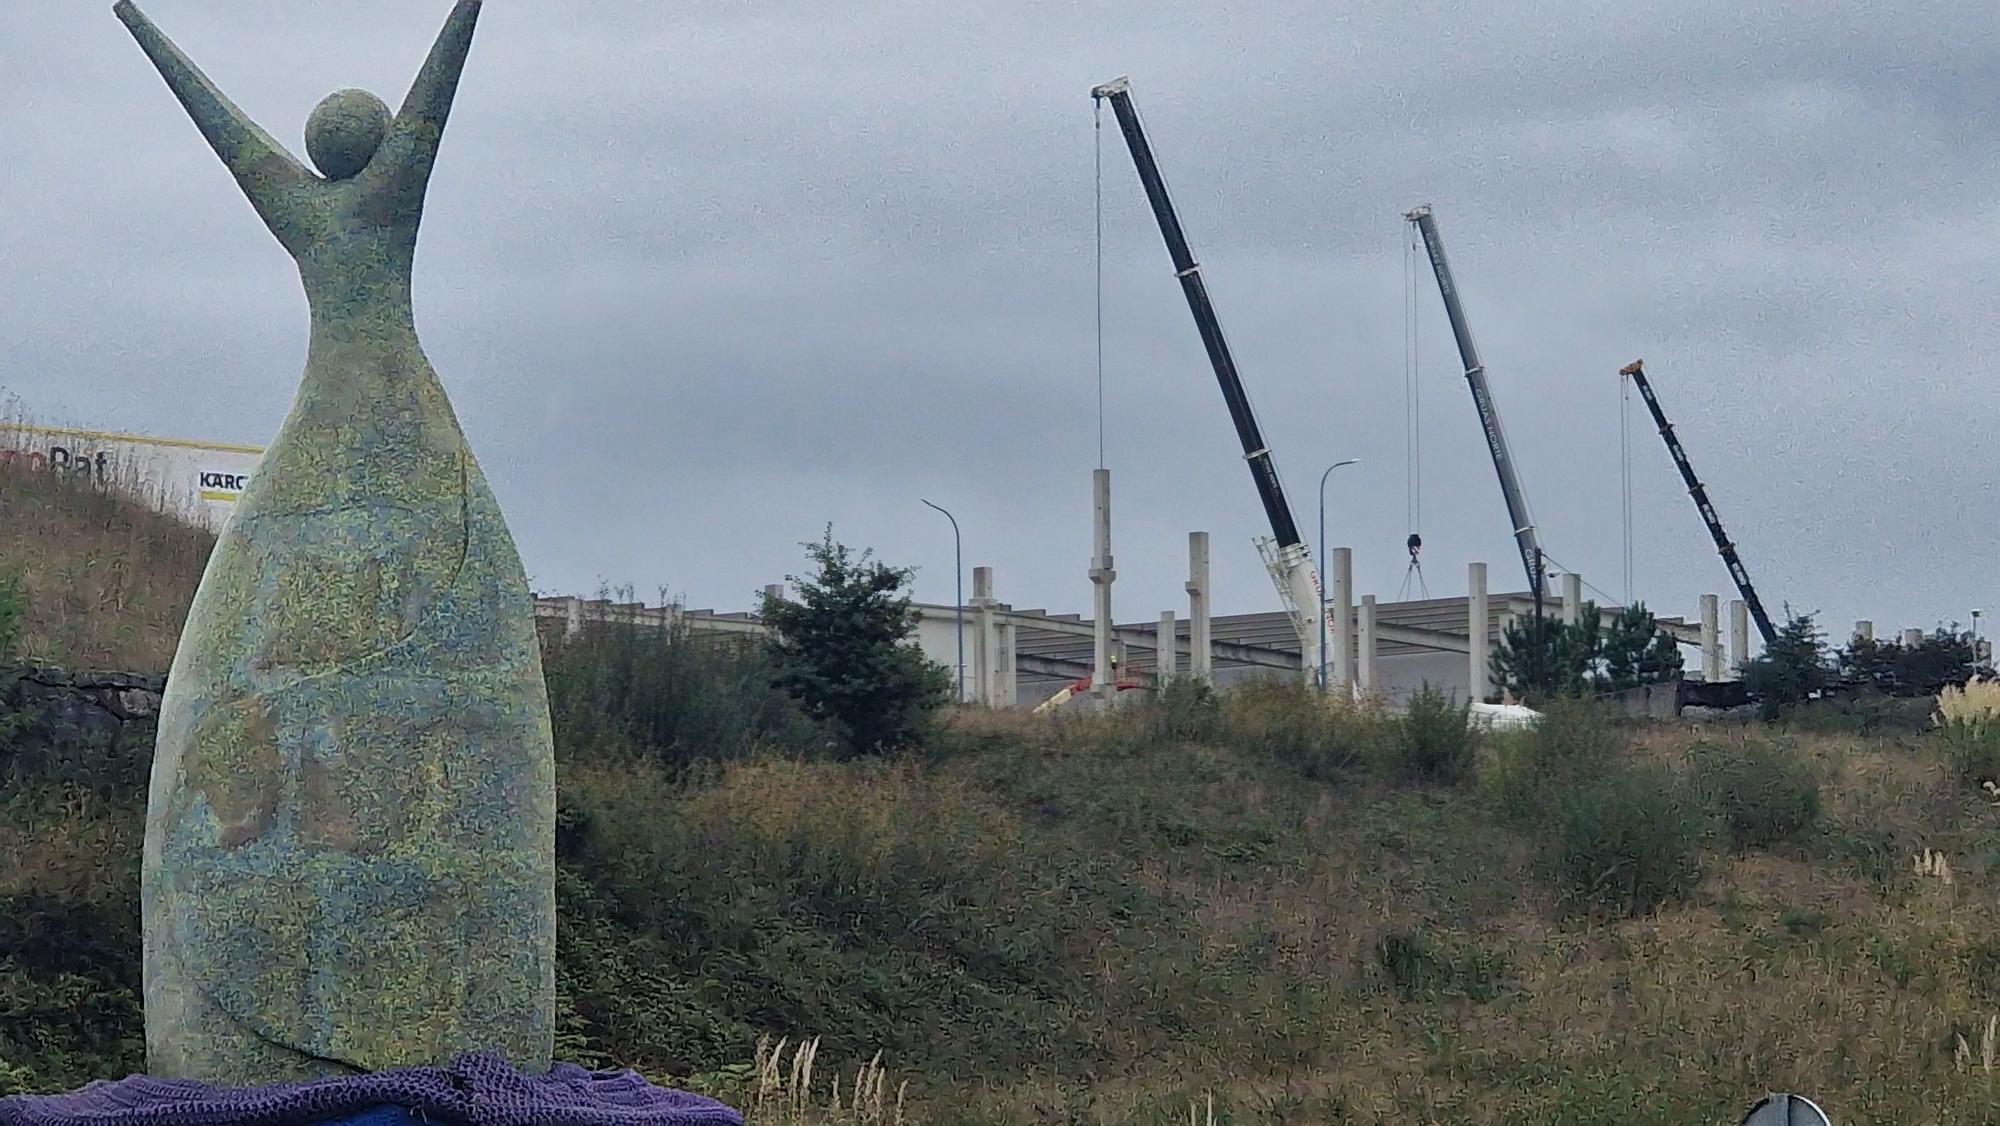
[534,544,1752,712]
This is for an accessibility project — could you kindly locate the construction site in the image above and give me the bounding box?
[528,75,1947,718]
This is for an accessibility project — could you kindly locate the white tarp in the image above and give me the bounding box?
[0,423,263,531]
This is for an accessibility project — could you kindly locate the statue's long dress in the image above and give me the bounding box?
[122,0,557,1084]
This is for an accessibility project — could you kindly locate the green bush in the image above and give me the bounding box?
[1375,927,1508,1002]
[1688,738,1822,851]
[544,595,832,771]
[761,531,953,757]
[0,572,21,661]
[1485,696,1625,826]
[1217,678,1384,779]
[1142,677,1221,745]
[1395,684,1474,784]
[1542,762,1708,916]
[1742,612,1833,719]
[1939,718,2000,791]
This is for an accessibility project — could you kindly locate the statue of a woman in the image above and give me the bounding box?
[117,0,556,1085]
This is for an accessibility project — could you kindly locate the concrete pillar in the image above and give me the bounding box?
[972,566,997,706]
[763,583,784,604]
[1729,599,1750,677]
[1330,547,1354,694]
[564,596,583,639]
[1186,532,1212,685]
[1854,620,1874,643]
[1358,594,1378,697]
[1561,573,1583,625]
[1700,594,1722,682]
[996,615,1017,708]
[1090,469,1115,697]
[1903,627,1925,649]
[1157,610,1176,686]
[1468,562,1490,703]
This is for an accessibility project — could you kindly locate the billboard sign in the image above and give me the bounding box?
[0,424,264,531]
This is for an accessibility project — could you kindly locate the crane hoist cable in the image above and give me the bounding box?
[1620,370,1634,604]
[1093,94,1106,471]
[1399,220,1427,600]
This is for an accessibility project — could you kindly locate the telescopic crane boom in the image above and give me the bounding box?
[1091,77,1323,671]
[1405,205,1546,599]
[1619,360,1778,647]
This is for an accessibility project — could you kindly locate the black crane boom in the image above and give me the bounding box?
[1091,77,1302,548]
[1620,359,1778,647]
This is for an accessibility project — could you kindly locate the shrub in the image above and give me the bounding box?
[1541,761,1708,916]
[1937,680,2000,789]
[1489,609,1597,704]
[1600,602,1684,691]
[1688,738,1822,851]
[1375,928,1508,1002]
[1485,696,1625,826]
[761,531,953,758]
[544,594,831,771]
[0,572,21,661]
[1742,612,1833,719]
[1217,678,1384,779]
[1141,677,1221,745]
[1395,684,1474,784]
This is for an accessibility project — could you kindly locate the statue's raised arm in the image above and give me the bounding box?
[112,1,316,255]
[364,0,483,206]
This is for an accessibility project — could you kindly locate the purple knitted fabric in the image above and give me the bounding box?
[0,1053,742,1126]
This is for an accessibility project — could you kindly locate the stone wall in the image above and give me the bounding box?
[1,665,162,789]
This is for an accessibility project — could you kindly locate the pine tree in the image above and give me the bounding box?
[1742,611,1832,718]
[760,529,952,757]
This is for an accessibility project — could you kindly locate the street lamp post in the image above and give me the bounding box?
[1317,458,1360,696]
[921,498,965,701]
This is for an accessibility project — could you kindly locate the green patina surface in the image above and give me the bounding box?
[116,0,556,1084]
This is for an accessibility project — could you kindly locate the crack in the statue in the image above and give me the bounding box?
[444,453,472,593]
[262,454,475,697]
[253,501,423,523]
[216,1001,371,1077]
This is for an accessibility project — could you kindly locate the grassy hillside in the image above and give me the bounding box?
[0,452,212,672]
[5,466,2000,1122]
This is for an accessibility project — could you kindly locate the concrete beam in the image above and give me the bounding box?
[1016,653,1094,680]
[1358,594,1378,696]
[1187,531,1213,685]
[972,566,997,706]
[1469,562,1490,703]
[1729,599,1750,677]
[996,615,1018,707]
[1090,469,1115,696]
[1700,594,1722,682]
[1330,547,1353,694]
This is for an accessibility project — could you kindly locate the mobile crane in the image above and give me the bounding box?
[1091,77,1324,675]
[1618,360,1778,647]
[1404,205,1546,600]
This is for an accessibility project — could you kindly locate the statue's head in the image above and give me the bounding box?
[305,89,391,180]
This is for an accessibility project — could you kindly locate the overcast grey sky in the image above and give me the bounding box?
[3,0,1996,641]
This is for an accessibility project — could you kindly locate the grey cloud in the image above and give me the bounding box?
[3,0,1996,642]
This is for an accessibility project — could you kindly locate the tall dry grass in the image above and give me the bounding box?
[0,440,213,672]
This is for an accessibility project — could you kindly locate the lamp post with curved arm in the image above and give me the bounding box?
[921,498,964,701]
